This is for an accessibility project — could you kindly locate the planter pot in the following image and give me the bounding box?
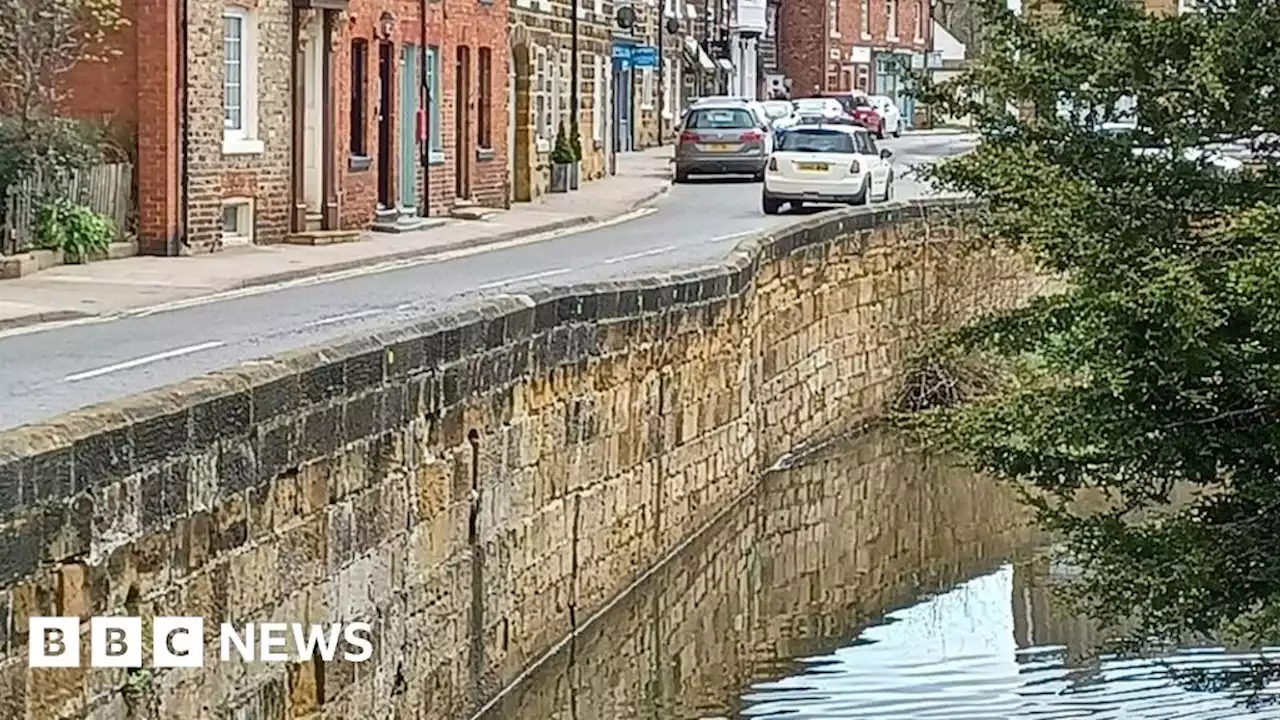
[549,163,571,193]
[569,162,581,190]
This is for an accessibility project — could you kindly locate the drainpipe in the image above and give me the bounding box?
[571,0,579,140]
[178,0,190,254]
[657,0,666,144]
[419,0,430,217]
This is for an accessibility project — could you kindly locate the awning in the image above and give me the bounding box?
[681,37,716,72]
[716,58,734,72]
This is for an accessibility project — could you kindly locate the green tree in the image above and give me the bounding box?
[911,0,1280,690]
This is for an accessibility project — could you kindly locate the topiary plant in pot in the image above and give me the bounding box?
[549,123,573,193]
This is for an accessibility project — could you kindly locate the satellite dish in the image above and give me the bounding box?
[665,17,680,34]
[616,6,636,28]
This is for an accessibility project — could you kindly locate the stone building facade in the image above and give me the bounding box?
[508,0,615,201]
[608,0,693,153]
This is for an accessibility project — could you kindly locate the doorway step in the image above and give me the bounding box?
[448,199,501,221]
[284,229,364,246]
[371,206,445,234]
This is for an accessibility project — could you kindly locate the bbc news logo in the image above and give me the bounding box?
[28,617,374,668]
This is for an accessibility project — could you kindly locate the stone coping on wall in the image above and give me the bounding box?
[0,196,977,588]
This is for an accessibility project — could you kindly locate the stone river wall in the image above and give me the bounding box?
[0,199,1043,719]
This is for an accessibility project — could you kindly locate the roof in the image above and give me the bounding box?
[784,123,869,136]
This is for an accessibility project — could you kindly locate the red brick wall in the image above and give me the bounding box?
[132,0,181,255]
[61,0,139,130]
[778,0,827,97]
[335,0,510,228]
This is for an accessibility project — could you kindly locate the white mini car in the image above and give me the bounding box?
[762,124,895,214]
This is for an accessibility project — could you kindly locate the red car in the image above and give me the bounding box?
[820,93,886,138]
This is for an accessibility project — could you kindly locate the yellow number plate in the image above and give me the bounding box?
[797,162,829,171]
[704,143,736,152]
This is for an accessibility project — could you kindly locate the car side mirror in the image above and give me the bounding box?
[880,149,893,159]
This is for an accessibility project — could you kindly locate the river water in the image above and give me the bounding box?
[477,427,1280,720]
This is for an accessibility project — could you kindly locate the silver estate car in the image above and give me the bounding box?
[674,102,771,182]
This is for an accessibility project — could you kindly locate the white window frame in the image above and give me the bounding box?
[425,46,444,161]
[222,7,264,155]
[560,49,572,129]
[914,0,925,40]
[859,0,871,38]
[829,0,840,38]
[887,0,899,40]
[593,0,604,15]
[535,46,552,151]
[640,67,655,110]
[592,55,604,144]
[221,197,254,246]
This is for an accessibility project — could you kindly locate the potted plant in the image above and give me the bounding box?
[549,123,573,193]
[568,126,583,190]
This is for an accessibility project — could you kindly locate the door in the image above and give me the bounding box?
[613,61,632,152]
[302,23,322,213]
[455,46,472,199]
[377,41,394,208]
[399,45,418,210]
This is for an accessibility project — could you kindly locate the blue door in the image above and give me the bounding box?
[400,45,419,210]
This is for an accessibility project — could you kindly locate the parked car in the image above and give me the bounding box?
[676,102,773,182]
[819,93,886,137]
[761,124,895,214]
[867,95,903,137]
[1099,122,1246,174]
[689,96,772,129]
[760,100,794,124]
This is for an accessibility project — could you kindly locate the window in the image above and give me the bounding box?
[535,47,550,144]
[641,67,655,109]
[829,0,840,37]
[766,4,777,37]
[592,55,604,143]
[477,48,493,149]
[560,49,572,129]
[887,0,899,39]
[914,0,925,39]
[593,0,603,16]
[349,39,368,157]
[222,8,262,154]
[550,51,562,135]
[221,199,254,245]
[859,0,870,37]
[685,108,755,129]
[777,129,856,153]
[426,46,443,155]
[663,62,673,118]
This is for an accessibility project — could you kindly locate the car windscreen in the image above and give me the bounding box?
[685,108,757,129]
[778,129,857,153]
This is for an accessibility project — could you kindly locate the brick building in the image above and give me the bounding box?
[337,0,510,232]
[777,0,931,124]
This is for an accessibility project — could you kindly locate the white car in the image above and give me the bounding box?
[868,95,903,137]
[1100,123,1244,173]
[761,124,895,214]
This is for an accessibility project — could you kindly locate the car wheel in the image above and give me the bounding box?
[883,174,895,201]
[762,194,782,215]
[876,124,886,140]
[752,169,765,182]
[863,179,874,205]
[892,121,902,138]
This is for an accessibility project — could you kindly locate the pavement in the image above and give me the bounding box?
[0,132,977,430]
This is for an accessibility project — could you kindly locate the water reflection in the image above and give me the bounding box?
[474,427,1277,720]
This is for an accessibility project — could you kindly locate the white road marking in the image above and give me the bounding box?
[474,268,571,291]
[707,230,758,244]
[602,245,676,264]
[85,207,662,326]
[299,309,385,329]
[63,341,226,382]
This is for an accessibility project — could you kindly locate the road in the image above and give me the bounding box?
[0,132,976,430]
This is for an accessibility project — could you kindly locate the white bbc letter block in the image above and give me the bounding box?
[153,617,205,668]
[91,617,142,668]
[28,617,80,667]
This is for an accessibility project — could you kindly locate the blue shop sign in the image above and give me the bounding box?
[631,46,658,67]
[612,44,632,60]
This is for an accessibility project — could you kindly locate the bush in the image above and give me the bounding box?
[551,123,575,164]
[35,197,114,262]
